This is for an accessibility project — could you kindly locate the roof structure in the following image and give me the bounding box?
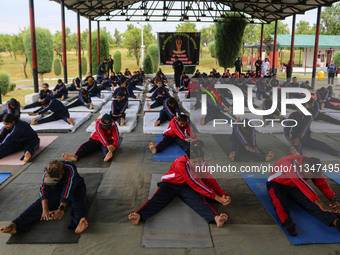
[51,0,340,23]
[264,34,340,48]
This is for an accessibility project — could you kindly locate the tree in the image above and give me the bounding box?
[257,21,289,39]
[334,51,340,67]
[81,56,87,75]
[215,16,247,71]
[88,30,110,72]
[24,27,54,85]
[0,34,13,56]
[11,34,25,60]
[296,20,314,35]
[200,25,215,46]
[143,54,153,74]
[321,3,340,35]
[122,24,156,66]
[0,72,10,96]
[114,28,122,47]
[241,24,259,56]
[54,58,61,76]
[53,27,72,60]
[175,22,197,32]
[113,50,122,73]
[148,44,158,72]
[208,41,217,69]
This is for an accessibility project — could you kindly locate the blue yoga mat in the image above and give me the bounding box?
[152,135,187,162]
[324,172,340,185]
[242,173,340,245]
[0,172,11,185]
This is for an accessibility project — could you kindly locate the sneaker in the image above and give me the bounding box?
[283,217,297,236]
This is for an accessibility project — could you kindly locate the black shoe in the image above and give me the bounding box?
[283,217,297,236]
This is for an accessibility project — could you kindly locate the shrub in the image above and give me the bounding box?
[81,56,88,75]
[9,83,16,92]
[184,66,196,74]
[114,50,122,73]
[0,72,10,96]
[148,44,158,73]
[54,58,61,76]
[143,54,154,74]
[334,51,340,67]
[88,30,110,72]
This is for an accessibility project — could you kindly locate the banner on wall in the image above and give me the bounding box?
[158,32,201,66]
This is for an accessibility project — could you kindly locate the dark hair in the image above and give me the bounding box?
[3,114,16,123]
[42,99,50,106]
[58,79,63,83]
[81,88,88,96]
[9,98,19,108]
[43,83,49,87]
[116,91,125,97]
[167,97,176,105]
[302,157,322,177]
[178,114,188,122]
[120,76,127,85]
[188,146,204,159]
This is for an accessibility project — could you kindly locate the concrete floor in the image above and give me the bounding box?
[1,79,340,255]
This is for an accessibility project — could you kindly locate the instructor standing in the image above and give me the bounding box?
[172,56,184,91]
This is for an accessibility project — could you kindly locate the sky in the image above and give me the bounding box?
[0,0,321,36]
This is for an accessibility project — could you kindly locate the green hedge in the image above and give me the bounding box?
[9,83,16,92]
[334,52,340,67]
[148,44,158,73]
[184,66,196,74]
[114,50,122,73]
[81,56,88,75]
[0,72,10,96]
[143,54,154,74]
[54,58,61,76]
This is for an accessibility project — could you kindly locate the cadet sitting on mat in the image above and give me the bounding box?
[110,91,128,126]
[0,114,40,162]
[267,155,340,236]
[51,79,68,100]
[66,89,93,110]
[129,147,230,228]
[0,160,88,235]
[62,114,119,162]
[29,99,74,126]
[146,80,170,109]
[284,108,340,157]
[316,87,340,110]
[86,77,104,99]
[0,98,21,122]
[229,120,275,162]
[113,76,140,100]
[149,114,196,155]
[22,83,53,110]
[154,97,181,127]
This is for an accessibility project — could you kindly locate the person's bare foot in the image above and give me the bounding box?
[62,153,78,162]
[67,118,75,126]
[154,120,160,127]
[146,102,151,110]
[100,94,104,99]
[128,212,141,226]
[0,222,17,235]
[136,94,140,99]
[200,117,205,126]
[290,146,299,155]
[229,151,236,162]
[104,151,113,162]
[89,103,93,110]
[120,118,125,126]
[21,105,25,110]
[190,103,196,110]
[23,151,32,163]
[149,142,157,154]
[75,218,88,234]
[263,120,268,127]
[31,119,38,125]
[215,213,228,228]
[266,151,275,162]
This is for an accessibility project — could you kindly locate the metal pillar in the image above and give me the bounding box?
[259,24,264,59]
[89,16,92,74]
[29,0,39,92]
[289,14,296,69]
[312,6,321,89]
[77,10,82,79]
[97,21,100,65]
[272,20,278,74]
[61,0,67,83]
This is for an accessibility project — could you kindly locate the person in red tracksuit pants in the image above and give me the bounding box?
[62,114,120,162]
[267,155,340,236]
[149,114,196,155]
[128,147,230,227]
